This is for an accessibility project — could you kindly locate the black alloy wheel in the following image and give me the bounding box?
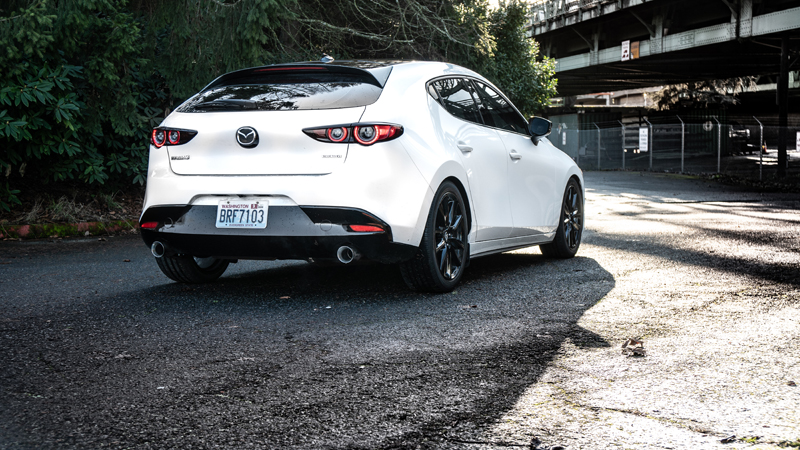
[400,181,469,292]
[540,178,583,258]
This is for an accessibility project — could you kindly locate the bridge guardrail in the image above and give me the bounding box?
[530,0,602,24]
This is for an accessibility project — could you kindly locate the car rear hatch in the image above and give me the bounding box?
[162,64,392,176]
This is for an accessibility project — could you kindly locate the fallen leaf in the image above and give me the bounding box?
[279,296,290,299]
[622,338,646,357]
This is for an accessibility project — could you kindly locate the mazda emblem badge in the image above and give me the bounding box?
[236,126,259,148]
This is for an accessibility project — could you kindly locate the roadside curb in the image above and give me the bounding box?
[0,220,139,240]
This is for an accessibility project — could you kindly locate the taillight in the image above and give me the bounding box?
[327,127,348,143]
[140,221,159,229]
[152,129,166,148]
[151,127,197,148]
[354,126,377,145]
[302,123,403,146]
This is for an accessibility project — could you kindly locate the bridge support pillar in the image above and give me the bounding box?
[778,35,788,177]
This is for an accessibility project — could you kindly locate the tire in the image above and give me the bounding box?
[155,255,230,283]
[540,178,583,258]
[400,181,469,292]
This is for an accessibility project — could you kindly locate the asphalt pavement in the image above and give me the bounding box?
[0,171,798,449]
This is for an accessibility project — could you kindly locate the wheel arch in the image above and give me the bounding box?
[440,175,473,239]
[421,161,474,245]
[568,173,584,202]
[563,168,585,204]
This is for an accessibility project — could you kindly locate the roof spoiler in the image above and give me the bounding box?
[204,64,394,91]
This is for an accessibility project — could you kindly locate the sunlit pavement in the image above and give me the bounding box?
[487,171,800,449]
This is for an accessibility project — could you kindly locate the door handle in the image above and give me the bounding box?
[509,150,522,160]
[456,141,473,153]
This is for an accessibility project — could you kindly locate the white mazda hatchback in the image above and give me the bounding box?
[140,60,584,292]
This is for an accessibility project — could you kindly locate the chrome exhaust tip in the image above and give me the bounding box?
[336,246,360,264]
[151,241,167,258]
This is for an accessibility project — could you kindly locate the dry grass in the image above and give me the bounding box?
[22,199,44,224]
[2,184,144,225]
[50,195,108,223]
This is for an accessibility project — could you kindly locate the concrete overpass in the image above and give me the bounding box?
[529,0,800,96]
[528,0,800,175]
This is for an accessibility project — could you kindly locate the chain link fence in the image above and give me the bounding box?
[549,117,800,179]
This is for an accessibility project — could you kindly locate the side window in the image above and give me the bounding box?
[472,81,529,135]
[430,78,482,125]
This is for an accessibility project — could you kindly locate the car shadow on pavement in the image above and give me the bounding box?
[0,250,614,449]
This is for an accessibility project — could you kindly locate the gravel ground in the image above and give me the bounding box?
[0,171,798,449]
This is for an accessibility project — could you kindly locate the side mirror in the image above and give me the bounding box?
[529,117,552,143]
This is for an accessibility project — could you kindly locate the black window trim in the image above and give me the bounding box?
[426,75,531,137]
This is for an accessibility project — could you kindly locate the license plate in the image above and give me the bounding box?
[216,199,267,229]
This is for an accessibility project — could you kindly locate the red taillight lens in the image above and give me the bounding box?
[151,128,197,147]
[302,123,403,146]
[354,126,378,145]
[152,129,166,148]
[375,125,397,141]
[140,221,159,229]
[348,224,385,233]
[327,127,348,142]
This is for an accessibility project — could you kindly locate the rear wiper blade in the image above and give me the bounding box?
[193,99,258,110]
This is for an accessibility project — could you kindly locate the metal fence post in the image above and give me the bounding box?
[618,120,625,170]
[676,115,684,173]
[713,116,721,173]
[643,118,653,170]
[754,116,763,181]
[595,123,601,170]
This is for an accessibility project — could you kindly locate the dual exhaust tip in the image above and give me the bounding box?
[151,241,169,258]
[336,245,360,264]
[153,241,360,264]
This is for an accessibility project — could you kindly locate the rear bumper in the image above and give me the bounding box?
[140,205,418,264]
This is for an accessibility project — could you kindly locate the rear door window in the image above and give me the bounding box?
[472,81,529,135]
[430,78,482,125]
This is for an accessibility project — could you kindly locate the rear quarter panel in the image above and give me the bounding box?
[360,62,480,245]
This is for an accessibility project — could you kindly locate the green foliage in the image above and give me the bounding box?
[135,0,295,101]
[475,0,557,117]
[0,0,159,211]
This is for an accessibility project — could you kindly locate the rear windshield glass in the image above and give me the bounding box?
[177,71,384,113]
